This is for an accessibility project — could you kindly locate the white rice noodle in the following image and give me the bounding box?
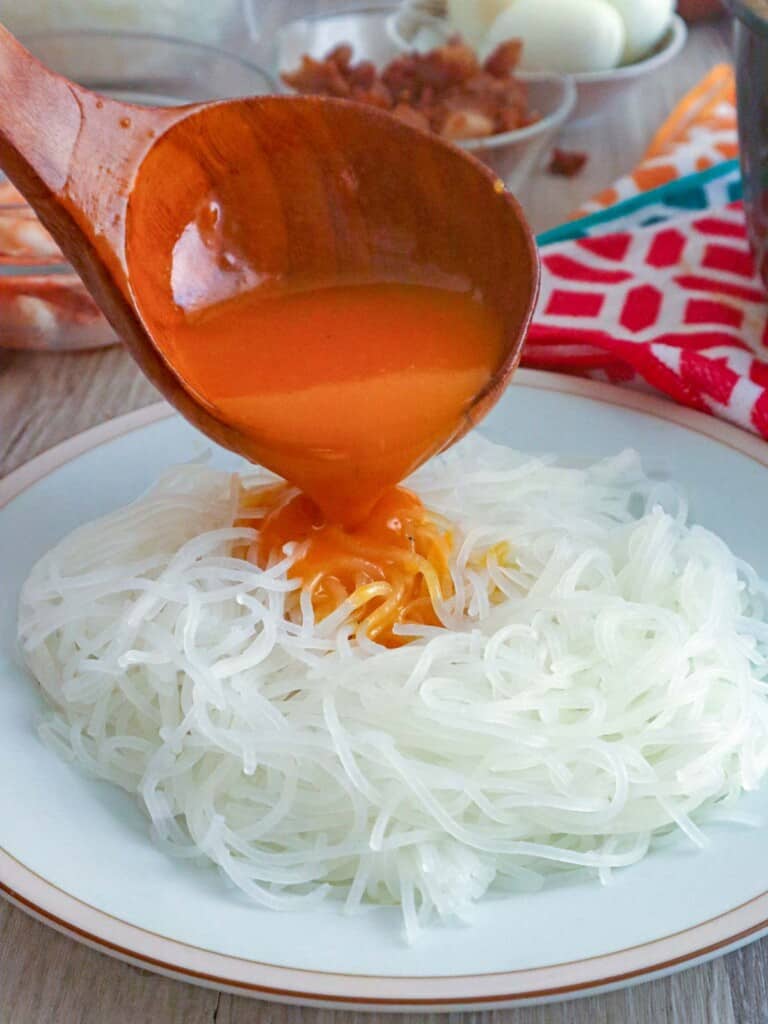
[18,438,768,939]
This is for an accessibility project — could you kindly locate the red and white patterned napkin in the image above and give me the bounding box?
[528,202,768,438]
[525,67,768,440]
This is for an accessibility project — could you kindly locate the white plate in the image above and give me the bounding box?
[3,369,768,1011]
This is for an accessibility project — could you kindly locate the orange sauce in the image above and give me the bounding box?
[155,279,505,526]
[106,97,541,647]
[149,223,507,644]
[239,483,455,647]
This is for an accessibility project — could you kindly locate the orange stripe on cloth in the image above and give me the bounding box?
[633,164,679,191]
[571,65,737,220]
[645,64,735,159]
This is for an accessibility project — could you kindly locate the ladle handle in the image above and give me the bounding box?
[0,25,89,200]
[0,24,181,292]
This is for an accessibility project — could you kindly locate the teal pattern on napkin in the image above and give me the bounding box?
[538,160,742,247]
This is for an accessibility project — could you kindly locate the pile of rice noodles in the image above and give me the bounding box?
[18,437,768,940]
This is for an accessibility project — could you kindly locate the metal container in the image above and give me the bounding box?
[726,0,768,287]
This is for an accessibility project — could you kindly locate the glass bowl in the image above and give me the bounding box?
[271,7,575,192]
[564,16,688,124]
[0,30,274,352]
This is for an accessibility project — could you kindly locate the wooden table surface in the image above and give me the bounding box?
[2,12,762,1024]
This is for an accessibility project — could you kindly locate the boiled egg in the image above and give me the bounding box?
[603,0,675,63]
[446,0,512,48]
[480,0,625,74]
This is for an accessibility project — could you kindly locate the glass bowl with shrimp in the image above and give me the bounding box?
[0,30,274,351]
[0,177,117,352]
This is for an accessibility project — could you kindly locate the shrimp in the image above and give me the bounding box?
[0,178,116,349]
[0,180,64,262]
[0,275,117,350]
[0,209,63,262]
[0,180,24,204]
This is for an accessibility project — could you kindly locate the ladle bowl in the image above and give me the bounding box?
[0,25,540,479]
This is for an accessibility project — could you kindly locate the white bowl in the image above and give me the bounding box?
[567,15,688,123]
[272,6,575,192]
[389,5,688,125]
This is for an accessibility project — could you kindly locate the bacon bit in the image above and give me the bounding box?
[548,148,589,178]
[327,44,353,70]
[440,109,495,140]
[391,103,431,133]
[352,81,394,110]
[282,37,536,142]
[483,39,522,78]
[348,60,377,90]
[281,54,352,98]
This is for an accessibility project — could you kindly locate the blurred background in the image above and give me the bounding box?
[0,1,727,55]
[0,1,731,354]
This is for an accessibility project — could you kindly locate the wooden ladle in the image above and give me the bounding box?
[0,25,540,485]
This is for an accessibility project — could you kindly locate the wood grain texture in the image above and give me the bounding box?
[1,11,760,1024]
[125,93,540,515]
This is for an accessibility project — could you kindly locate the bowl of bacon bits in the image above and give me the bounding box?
[275,8,575,190]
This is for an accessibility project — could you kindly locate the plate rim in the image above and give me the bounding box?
[3,367,768,1008]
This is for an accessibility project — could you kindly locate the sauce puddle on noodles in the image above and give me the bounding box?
[237,483,459,647]
[149,252,507,642]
